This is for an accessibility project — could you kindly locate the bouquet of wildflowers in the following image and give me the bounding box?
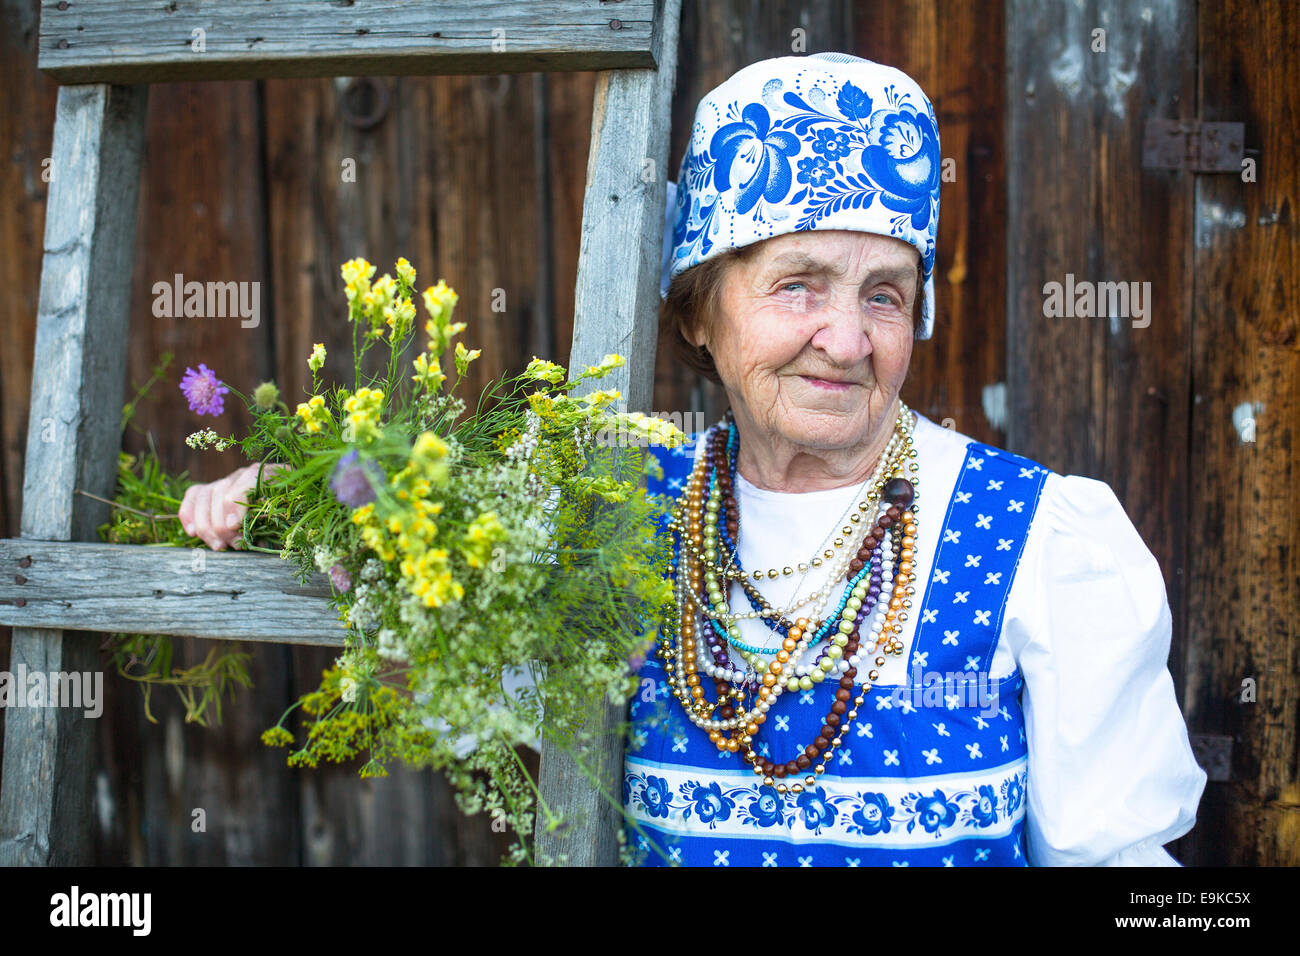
[150,257,686,862]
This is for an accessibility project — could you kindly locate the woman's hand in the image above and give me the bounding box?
[179,462,289,550]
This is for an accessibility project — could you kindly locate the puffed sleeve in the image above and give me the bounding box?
[1001,473,1208,866]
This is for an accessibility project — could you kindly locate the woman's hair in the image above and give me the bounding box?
[658,250,926,386]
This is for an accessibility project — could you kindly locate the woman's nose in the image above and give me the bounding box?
[808,300,873,365]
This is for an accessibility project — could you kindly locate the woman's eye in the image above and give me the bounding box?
[780,282,807,293]
[869,292,897,306]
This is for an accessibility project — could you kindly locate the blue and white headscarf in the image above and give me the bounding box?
[659,52,941,339]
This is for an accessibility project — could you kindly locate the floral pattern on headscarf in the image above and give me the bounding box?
[662,53,942,339]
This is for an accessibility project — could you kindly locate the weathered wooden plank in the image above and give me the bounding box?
[38,0,660,83]
[0,539,344,644]
[1181,0,1299,867]
[1006,0,1196,476]
[534,0,681,868]
[1007,0,1205,862]
[0,0,62,781]
[0,83,148,867]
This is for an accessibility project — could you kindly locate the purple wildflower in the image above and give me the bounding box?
[179,363,230,417]
[330,449,382,507]
[329,563,353,592]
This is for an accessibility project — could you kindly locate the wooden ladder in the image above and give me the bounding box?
[0,0,681,867]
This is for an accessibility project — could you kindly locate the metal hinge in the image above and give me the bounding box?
[1189,733,1233,782]
[1143,120,1244,172]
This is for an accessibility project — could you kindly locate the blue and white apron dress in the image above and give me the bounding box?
[623,434,1053,866]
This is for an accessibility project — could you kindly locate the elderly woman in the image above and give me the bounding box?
[182,53,1205,868]
[620,52,1205,867]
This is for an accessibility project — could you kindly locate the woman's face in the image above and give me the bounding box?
[690,230,919,453]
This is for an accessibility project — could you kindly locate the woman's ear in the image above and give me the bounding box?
[684,317,709,351]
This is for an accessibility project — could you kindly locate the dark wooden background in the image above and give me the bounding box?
[1,0,1294,864]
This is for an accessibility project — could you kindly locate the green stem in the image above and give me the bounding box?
[76,488,180,521]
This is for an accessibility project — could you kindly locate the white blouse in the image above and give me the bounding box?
[701,410,1206,866]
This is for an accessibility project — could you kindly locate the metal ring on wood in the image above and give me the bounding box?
[339,77,390,130]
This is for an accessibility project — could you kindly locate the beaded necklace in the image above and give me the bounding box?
[659,403,919,795]
[710,427,910,659]
[717,431,906,626]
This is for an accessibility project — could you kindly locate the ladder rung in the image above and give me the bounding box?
[39,0,661,84]
[0,539,343,645]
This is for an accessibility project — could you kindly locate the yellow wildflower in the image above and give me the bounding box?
[385,297,416,340]
[523,357,566,385]
[422,279,459,326]
[454,341,482,377]
[460,510,507,569]
[413,431,449,461]
[421,279,464,354]
[424,319,467,357]
[395,257,416,289]
[578,388,622,410]
[342,258,375,285]
[341,258,376,303]
[371,274,397,310]
[295,394,330,434]
[527,391,556,417]
[396,546,463,608]
[342,386,384,443]
[412,352,446,391]
[261,726,294,748]
[583,353,627,377]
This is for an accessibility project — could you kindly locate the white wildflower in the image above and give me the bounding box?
[347,602,376,631]
[185,428,219,449]
[312,546,336,573]
[376,627,408,663]
[505,410,542,462]
[345,583,378,631]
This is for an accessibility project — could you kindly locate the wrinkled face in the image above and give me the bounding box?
[689,230,919,452]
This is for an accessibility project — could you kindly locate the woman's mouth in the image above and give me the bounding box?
[800,375,856,391]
